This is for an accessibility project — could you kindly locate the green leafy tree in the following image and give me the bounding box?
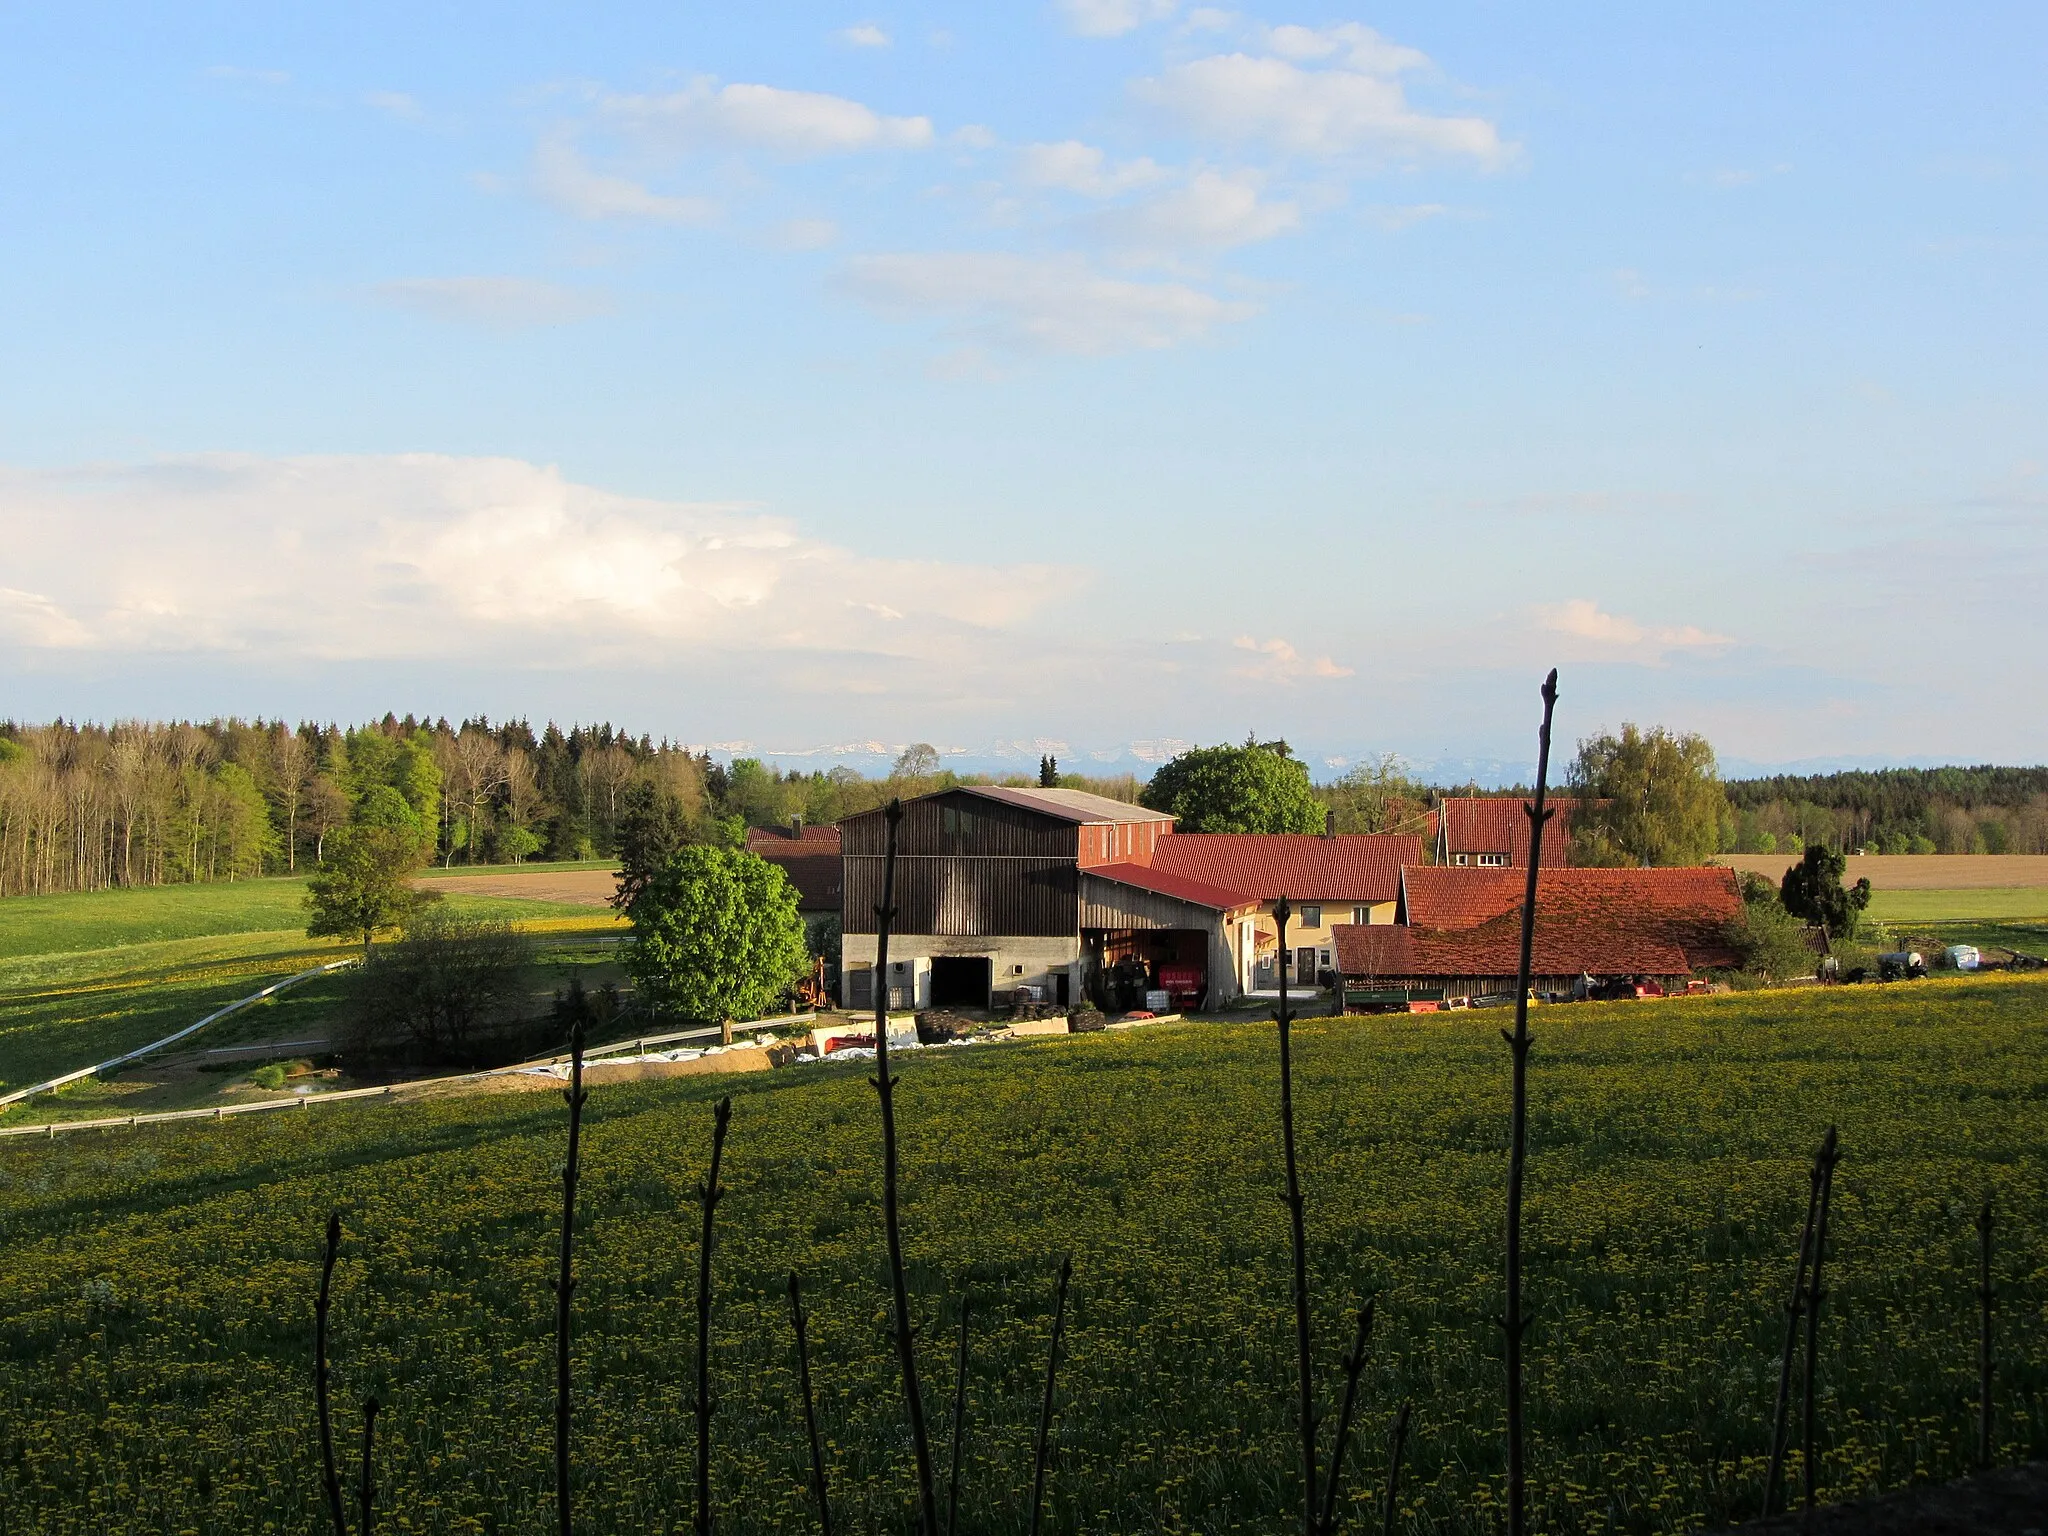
[211,762,278,879]
[1779,843,1872,940]
[623,846,808,1022]
[1322,751,1430,834]
[1567,724,1726,866]
[1140,740,1325,833]
[1722,872,1817,984]
[306,788,437,955]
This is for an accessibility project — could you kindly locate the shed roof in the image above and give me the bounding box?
[745,824,843,911]
[960,785,1173,824]
[745,823,842,851]
[1149,833,1419,905]
[1084,861,1259,914]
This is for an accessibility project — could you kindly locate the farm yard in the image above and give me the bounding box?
[2,969,2044,1535]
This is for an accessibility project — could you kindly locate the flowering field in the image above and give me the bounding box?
[2,976,2044,1535]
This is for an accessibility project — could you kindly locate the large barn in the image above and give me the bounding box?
[839,786,1259,1013]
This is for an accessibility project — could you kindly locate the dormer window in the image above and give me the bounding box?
[1477,853,1508,867]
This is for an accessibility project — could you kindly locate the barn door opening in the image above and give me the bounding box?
[929,955,992,1008]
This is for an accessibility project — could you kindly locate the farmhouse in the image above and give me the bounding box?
[744,820,842,923]
[1427,795,1583,868]
[1335,865,1742,1005]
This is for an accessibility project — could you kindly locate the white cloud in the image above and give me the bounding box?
[838,22,891,47]
[1229,634,1353,680]
[1135,48,1508,163]
[605,78,934,157]
[1058,0,1179,38]
[532,137,718,224]
[365,90,424,122]
[837,252,1254,354]
[1018,140,1166,197]
[1260,22,1429,74]
[373,276,613,329]
[1096,168,1299,250]
[0,456,1071,665]
[1537,599,1734,658]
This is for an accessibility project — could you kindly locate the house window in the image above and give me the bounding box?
[1300,904,1322,928]
[1351,906,1369,926]
[1319,948,1332,971]
[1453,853,1470,866]
[1477,853,1509,867]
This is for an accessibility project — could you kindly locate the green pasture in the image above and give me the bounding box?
[0,880,626,1101]
[3,976,2044,1535]
[1866,885,2048,923]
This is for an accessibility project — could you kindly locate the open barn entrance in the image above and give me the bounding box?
[929,955,992,1008]
[1084,929,1209,1012]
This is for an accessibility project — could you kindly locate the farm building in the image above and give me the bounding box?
[1147,831,1419,988]
[838,786,1423,1010]
[1335,865,1742,1005]
[839,786,1258,1013]
[1427,796,1584,868]
[745,820,843,921]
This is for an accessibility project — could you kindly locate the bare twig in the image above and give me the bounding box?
[695,1097,734,1536]
[1380,1401,1412,1536]
[316,1211,348,1536]
[947,1297,971,1536]
[1317,1299,1377,1535]
[1764,1127,1832,1517]
[1272,896,1320,1535]
[787,1275,833,1536]
[1029,1255,1073,1536]
[870,800,940,1536]
[1801,1130,1842,1515]
[1978,1199,1996,1467]
[555,1019,587,1536]
[1502,668,1559,1536]
[357,1395,380,1536]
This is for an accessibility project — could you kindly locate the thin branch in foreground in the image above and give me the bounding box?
[1978,1199,1996,1468]
[787,1275,834,1536]
[1271,896,1320,1536]
[316,1211,348,1536]
[1029,1255,1073,1536]
[1317,1299,1377,1535]
[868,799,941,1536]
[1501,667,1559,1536]
[1801,1131,1841,1516]
[554,1019,588,1536]
[695,1096,734,1536]
[357,1395,380,1536]
[1764,1128,1832,1517]
[947,1297,971,1536]
[1380,1401,1412,1536]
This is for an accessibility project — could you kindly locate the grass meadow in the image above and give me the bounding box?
[2,976,2044,1535]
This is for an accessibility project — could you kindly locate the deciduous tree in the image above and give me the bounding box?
[1140,740,1325,834]
[1568,724,1725,866]
[623,847,808,1023]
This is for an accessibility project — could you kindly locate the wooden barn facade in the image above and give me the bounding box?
[839,786,1255,1012]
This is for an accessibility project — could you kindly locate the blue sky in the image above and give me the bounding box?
[2,2,2043,777]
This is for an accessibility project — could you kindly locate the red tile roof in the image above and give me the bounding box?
[746,824,843,911]
[1399,866,1526,928]
[1148,833,1420,904]
[1430,796,1582,867]
[1084,862,1259,913]
[1349,865,1741,979]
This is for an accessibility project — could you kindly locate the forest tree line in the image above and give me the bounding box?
[4,714,2043,897]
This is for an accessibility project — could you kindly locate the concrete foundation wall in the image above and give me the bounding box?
[842,933,1083,1005]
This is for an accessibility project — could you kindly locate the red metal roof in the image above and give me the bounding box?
[1084,862,1259,913]
[1430,796,1582,867]
[1355,865,1741,978]
[1147,833,1420,904]
[745,824,843,851]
